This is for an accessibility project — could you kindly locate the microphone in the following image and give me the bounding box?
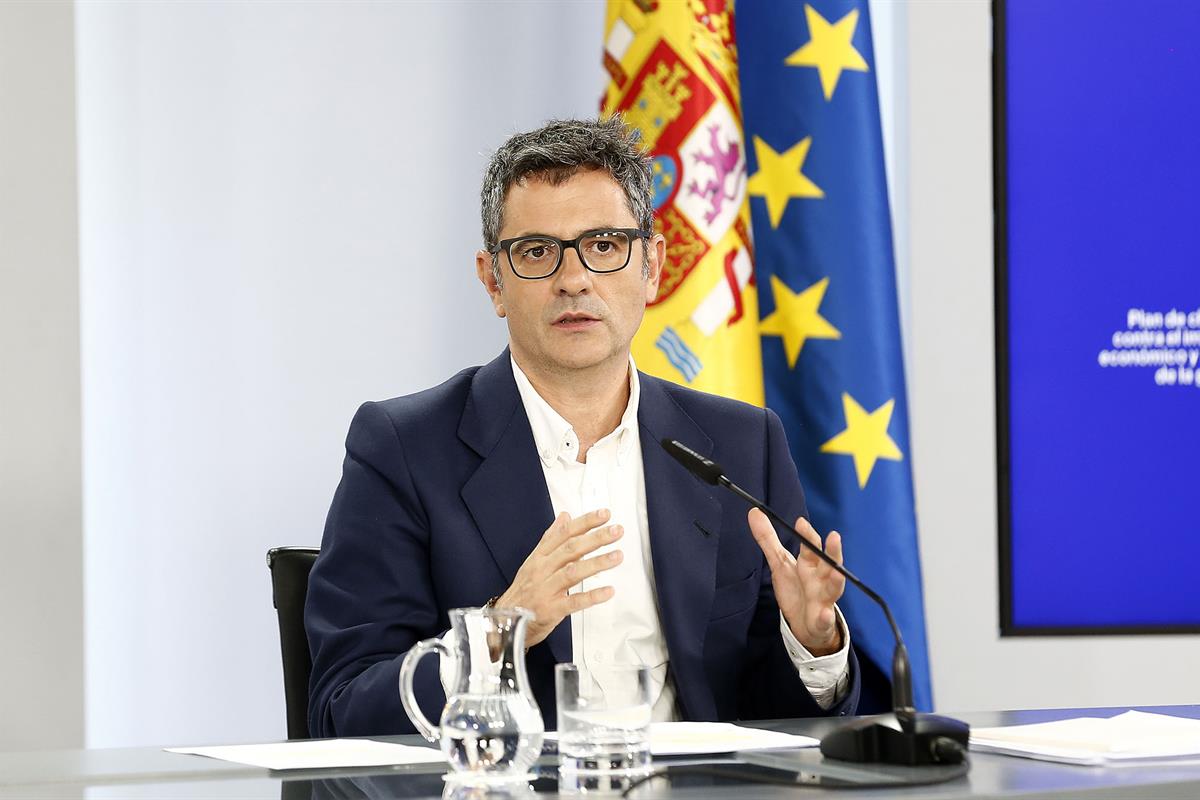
[661,439,970,767]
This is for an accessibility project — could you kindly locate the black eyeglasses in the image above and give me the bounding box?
[489,227,651,280]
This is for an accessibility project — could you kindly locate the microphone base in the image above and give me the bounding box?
[820,711,970,766]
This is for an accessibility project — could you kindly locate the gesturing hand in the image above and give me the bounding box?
[495,509,624,648]
[748,508,846,656]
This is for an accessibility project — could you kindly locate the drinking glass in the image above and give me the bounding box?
[554,663,652,776]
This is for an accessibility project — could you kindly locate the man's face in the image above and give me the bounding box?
[476,168,664,378]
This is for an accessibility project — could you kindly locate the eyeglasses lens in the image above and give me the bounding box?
[579,231,631,272]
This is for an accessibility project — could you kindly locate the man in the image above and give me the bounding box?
[306,117,860,738]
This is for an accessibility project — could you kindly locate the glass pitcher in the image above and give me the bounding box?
[399,607,544,779]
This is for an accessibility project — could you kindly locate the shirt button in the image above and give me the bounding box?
[592,652,605,664]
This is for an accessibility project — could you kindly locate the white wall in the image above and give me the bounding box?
[76,0,606,747]
[0,0,85,751]
[906,0,1198,712]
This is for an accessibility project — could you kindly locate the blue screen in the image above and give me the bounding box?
[1004,0,1200,629]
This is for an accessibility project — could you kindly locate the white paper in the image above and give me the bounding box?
[165,738,446,770]
[545,721,817,756]
[970,710,1200,765]
[649,722,819,755]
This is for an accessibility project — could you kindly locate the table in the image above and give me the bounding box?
[4,706,1200,799]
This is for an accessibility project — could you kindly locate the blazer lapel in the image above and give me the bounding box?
[637,374,722,721]
[459,350,571,663]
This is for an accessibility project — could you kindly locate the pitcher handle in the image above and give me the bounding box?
[399,637,451,743]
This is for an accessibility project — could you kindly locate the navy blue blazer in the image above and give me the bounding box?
[305,350,860,737]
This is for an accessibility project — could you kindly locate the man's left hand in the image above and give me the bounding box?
[747,508,846,656]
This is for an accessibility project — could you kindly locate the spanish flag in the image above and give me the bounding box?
[601,1,762,405]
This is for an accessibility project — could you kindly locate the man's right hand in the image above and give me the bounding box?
[495,509,623,648]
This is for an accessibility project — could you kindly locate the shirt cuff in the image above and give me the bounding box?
[779,605,851,711]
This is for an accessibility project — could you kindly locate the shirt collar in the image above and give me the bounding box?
[511,356,640,467]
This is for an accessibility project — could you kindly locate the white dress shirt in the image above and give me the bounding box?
[510,357,850,717]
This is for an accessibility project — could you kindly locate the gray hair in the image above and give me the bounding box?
[480,116,655,285]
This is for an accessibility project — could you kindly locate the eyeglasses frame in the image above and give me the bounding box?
[488,227,653,280]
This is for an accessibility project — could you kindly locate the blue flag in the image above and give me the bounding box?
[737,0,932,711]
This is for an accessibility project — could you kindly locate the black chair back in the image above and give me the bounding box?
[267,546,320,740]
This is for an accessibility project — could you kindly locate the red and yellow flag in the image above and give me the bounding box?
[602,0,762,406]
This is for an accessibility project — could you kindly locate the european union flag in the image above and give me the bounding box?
[738,0,932,711]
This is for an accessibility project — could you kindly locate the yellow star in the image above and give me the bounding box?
[759,275,841,368]
[785,5,870,101]
[820,393,903,489]
[746,135,824,229]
